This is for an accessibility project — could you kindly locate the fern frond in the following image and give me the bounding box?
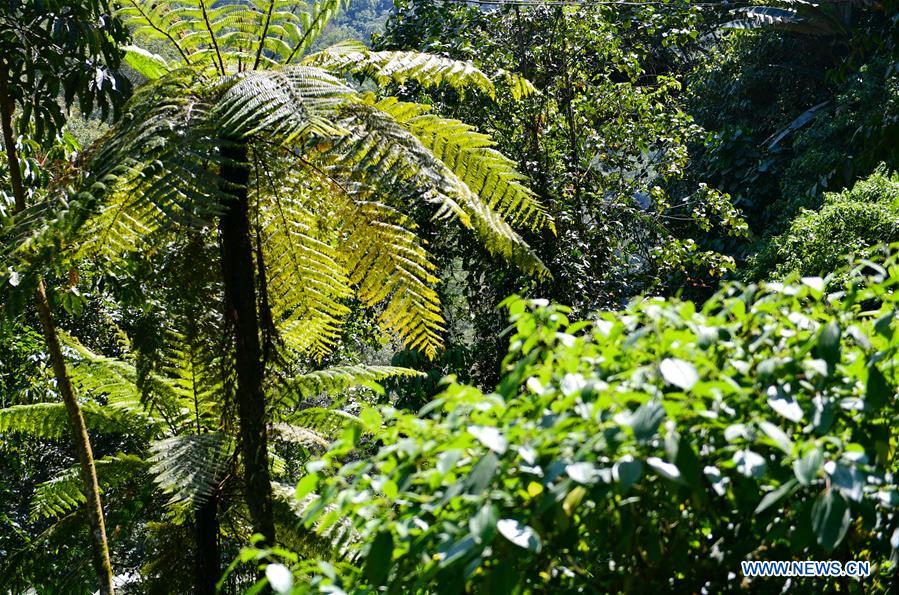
[271,481,357,561]
[0,402,153,440]
[120,0,348,73]
[214,66,351,143]
[282,365,423,402]
[286,407,363,440]
[86,71,226,229]
[269,423,329,450]
[341,201,446,357]
[304,41,496,98]
[254,159,353,357]
[321,101,548,278]
[30,453,148,519]
[379,97,553,231]
[149,433,229,505]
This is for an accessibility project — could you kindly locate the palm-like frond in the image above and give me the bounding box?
[213,66,351,142]
[0,402,153,440]
[254,159,353,357]
[281,365,424,405]
[304,40,535,100]
[322,100,549,274]
[378,97,553,231]
[118,0,347,74]
[149,432,229,505]
[30,453,148,519]
[286,407,362,440]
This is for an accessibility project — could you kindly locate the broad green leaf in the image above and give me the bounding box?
[468,426,508,454]
[811,491,851,550]
[295,474,318,501]
[613,457,643,492]
[647,457,682,483]
[733,449,766,478]
[265,563,293,594]
[497,519,541,552]
[629,401,665,443]
[755,479,798,514]
[816,321,841,371]
[566,462,598,484]
[469,503,499,544]
[660,358,699,391]
[767,387,804,423]
[364,531,394,586]
[758,420,793,454]
[793,448,823,486]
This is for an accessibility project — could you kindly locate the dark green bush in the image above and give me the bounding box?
[766,168,899,277]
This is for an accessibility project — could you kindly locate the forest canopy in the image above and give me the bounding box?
[0,1,897,593]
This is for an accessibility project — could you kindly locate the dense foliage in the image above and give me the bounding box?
[1,1,898,593]
[242,247,899,593]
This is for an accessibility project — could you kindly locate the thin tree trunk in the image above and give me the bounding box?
[218,141,276,544]
[194,495,220,595]
[1,73,115,595]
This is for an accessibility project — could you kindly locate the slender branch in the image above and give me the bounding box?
[198,0,227,75]
[126,0,192,66]
[253,0,277,71]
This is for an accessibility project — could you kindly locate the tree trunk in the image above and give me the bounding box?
[34,280,116,594]
[218,141,276,544]
[194,495,220,595]
[1,74,116,595]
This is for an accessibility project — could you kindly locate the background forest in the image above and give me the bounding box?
[1,0,898,593]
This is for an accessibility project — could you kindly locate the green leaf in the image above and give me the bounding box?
[660,358,699,391]
[466,453,499,493]
[364,531,394,586]
[497,519,542,552]
[469,503,499,544]
[613,457,643,492]
[767,387,804,423]
[755,479,799,514]
[733,449,766,478]
[811,491,851,550]
[295,474,318,501]
[646,456,682,483]
[793,448,823,486]
[360,407,383,432]
[629,401,665,443]
[123,45,170,80]
[566,462,598,485]
[758,421,793,454]
[265,563,294,594]
[816,321,841,371]
[467,426,508,454]
[866,364,890,411]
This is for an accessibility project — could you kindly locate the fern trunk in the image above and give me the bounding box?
[194,495,220,594]
[1,79,116,595]
[218,141,276,544]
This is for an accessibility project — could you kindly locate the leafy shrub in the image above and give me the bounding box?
[238,249,899,593]
[764,168,899,277]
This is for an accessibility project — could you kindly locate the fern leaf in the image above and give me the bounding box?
[282,364,423,403]
[30,453,148,519]
[149,433,229,505]
[0,402,154,440]
[286,407,363,440]
[304,41,498,98]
